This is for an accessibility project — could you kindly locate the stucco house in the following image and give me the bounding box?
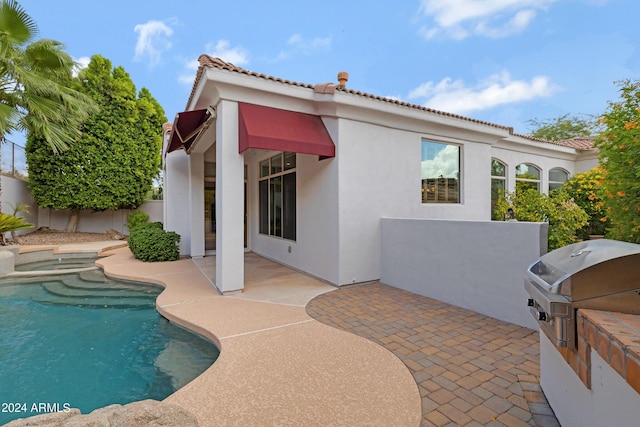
[163,55,598,294]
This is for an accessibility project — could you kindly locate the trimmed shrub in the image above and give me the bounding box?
[126,211,150,232]
[128,222,180,262]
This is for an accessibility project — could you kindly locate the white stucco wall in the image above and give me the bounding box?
[380,218,547,328]
[1,175,37,235]
[540,333,640,427]
[575,152,600,173]
[2,174,164,237]
[37,201,163,234]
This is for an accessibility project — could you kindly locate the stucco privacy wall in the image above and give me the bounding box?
[37,200,163,234]
[1,175,163,236]
[380,218,547,329]
[0,176,37,235]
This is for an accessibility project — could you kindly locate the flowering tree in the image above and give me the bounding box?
[595,79,640,243]
[563,167,609,239]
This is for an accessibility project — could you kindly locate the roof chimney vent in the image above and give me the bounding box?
[337,71,349,88]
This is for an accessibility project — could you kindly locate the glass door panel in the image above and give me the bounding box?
[204,184,216,251]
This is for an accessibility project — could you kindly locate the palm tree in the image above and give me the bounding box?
[0,0,97,213]
[0,0,97,153]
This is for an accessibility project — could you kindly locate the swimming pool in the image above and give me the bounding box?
[0,269,219,425]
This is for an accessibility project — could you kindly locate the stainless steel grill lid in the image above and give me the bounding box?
[528,239,640,292]
[525,239,640,348]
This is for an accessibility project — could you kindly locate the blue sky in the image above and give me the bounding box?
[14,0,640,142]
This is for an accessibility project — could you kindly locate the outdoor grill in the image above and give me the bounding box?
[525,239,640,348]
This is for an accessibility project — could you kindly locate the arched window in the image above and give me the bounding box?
[491,159,506,220]
[516,163,540,192]
[549,168,569,191]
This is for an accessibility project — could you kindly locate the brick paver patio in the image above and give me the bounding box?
[307,282,560,427]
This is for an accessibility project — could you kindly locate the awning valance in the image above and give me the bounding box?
[166,108,214,153]
[238,102,335,158]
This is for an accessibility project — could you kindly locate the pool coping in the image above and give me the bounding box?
[17,242,422,426]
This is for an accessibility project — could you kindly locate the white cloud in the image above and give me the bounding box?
[178,58,200,85]
[133,20,174,68]
[71,56,91,77]
[177,40,250,86]
[418,0,556,39]
[274,33,332,61]
[408,71,555,114]
[422,144,459,178]
[205,39,250,66]
[287,33,332,52]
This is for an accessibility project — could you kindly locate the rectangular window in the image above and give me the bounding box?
[421,141,460,203]
[282,172,296,240]
[259,180,268,234]
[259,152,296,240]
[491,159,507,220]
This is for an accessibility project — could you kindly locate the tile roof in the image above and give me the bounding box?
[553,136,595,150]
[188,55,596,152]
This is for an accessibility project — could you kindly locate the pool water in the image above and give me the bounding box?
[0,270,219,425]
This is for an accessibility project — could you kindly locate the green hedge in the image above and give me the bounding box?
[128,222,181,262]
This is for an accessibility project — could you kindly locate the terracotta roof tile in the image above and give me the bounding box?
[197,55,314,88]
[186,55,597,152]
[554,136,595,150]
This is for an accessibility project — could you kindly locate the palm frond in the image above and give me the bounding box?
[0,212,33,234]
[0,0,37,46]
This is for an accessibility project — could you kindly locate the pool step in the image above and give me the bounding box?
[41,281,158,300]
[14,258,99,272]
[78,269,110,283]
[35,296,157,309]
[35,281,156,308]
[62,274,153,293]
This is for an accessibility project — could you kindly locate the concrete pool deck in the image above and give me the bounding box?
[16,242,557,426]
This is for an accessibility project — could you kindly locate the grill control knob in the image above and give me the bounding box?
[527,299,535,307]
[537,311,547,321]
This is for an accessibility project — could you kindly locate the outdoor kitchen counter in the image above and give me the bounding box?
[576,309,640,394]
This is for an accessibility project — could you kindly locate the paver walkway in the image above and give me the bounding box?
[307,282,560,427]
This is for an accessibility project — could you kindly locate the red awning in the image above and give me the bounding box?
[166,108,214,153]
[238,102,335,158]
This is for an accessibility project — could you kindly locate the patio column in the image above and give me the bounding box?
[215,100,245,293]
[163,151,191,255]
[188,153,205,257]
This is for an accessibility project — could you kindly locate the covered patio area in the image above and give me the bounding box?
[192,252,336,306]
